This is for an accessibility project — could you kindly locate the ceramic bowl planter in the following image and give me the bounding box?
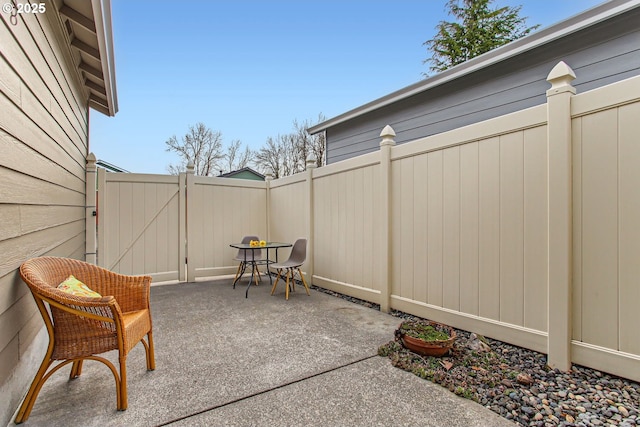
[395,319,456,357]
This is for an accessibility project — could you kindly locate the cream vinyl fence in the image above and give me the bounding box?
[265,62,640,381]
[388,111,550,352]
[185,175,267,280]
[96,171,186,283]
[96,168,267,283]
[570,77,640,373]
[91,62,640,381]
[311,153,383,300]
[301,107,552,354]
[268,173,310,266]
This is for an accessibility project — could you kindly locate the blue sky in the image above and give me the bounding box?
[90,0,604,174]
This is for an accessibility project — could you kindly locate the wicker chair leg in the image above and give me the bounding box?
[69,360,83,379]
[14,358,53,424]
[118,357,128,410]
[146,331,156,370]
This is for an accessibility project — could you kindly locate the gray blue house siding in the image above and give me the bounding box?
[317,2,640,164]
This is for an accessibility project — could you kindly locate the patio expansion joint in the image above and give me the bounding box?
[155,354,379,426]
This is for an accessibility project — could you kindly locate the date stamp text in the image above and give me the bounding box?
[3,2,46,24]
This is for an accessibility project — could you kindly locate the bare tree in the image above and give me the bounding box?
[254,134,306,178]
[255,136,284,178]
[165,123,224,176]
[294,113,326,167]
[223,139,254,173]
[282,133,304,176]
[255,113,327,177]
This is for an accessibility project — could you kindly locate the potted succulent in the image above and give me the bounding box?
[395,319,456,357]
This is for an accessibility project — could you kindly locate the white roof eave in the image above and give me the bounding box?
[91,0,118,116]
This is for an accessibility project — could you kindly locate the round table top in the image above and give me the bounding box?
[229,242,292,249]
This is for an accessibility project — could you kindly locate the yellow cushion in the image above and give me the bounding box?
[57,275,102,298]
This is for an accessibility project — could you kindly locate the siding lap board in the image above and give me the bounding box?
[0,6,89,406]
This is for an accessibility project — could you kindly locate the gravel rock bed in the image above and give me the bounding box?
[311,285,640,427]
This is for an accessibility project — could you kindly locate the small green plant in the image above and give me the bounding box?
[400,321,450,341]
[413,366,430,379]
[506,370,519,380]
[454,386,475,400]
[378,342,401,357]
[428,358,441,370]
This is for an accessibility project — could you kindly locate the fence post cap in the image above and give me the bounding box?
[380,125,396,147]
[186,161,195,174]
[86,152,96,165]
[306,154,317,169]
[86,153,97,170]
[547,61,576,95]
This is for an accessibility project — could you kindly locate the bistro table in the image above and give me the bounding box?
[229,241,292,298]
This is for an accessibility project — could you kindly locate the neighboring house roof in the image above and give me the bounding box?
[54,0,118,116]
[218,167,265,181]
[96,159,129,172]
[308,0,640,135]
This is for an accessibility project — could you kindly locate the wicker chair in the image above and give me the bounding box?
[15,257,155,424]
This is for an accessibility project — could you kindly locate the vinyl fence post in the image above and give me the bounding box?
[305,155,317,285]
[546,61,576,371]
[379,125,396,313]
[97,167,106,267]
[179,170,187,282]
[185,162,195,282]
[265,172,273,242]
[85,153,97,264]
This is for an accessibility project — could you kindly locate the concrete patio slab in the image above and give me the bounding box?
[9,278,514,427]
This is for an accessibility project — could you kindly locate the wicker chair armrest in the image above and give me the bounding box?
[41,291,128,359]
[83,269,152,314]
[43,293,121,323]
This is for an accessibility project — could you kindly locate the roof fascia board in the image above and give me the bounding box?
[308,0,640,134]
[91,0,118,116]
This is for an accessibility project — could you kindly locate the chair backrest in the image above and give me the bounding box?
[20,257,100,302]
[20,257,120,358]
[288,238,307,266]
[241,235,259,244]
[236,235,262,260]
